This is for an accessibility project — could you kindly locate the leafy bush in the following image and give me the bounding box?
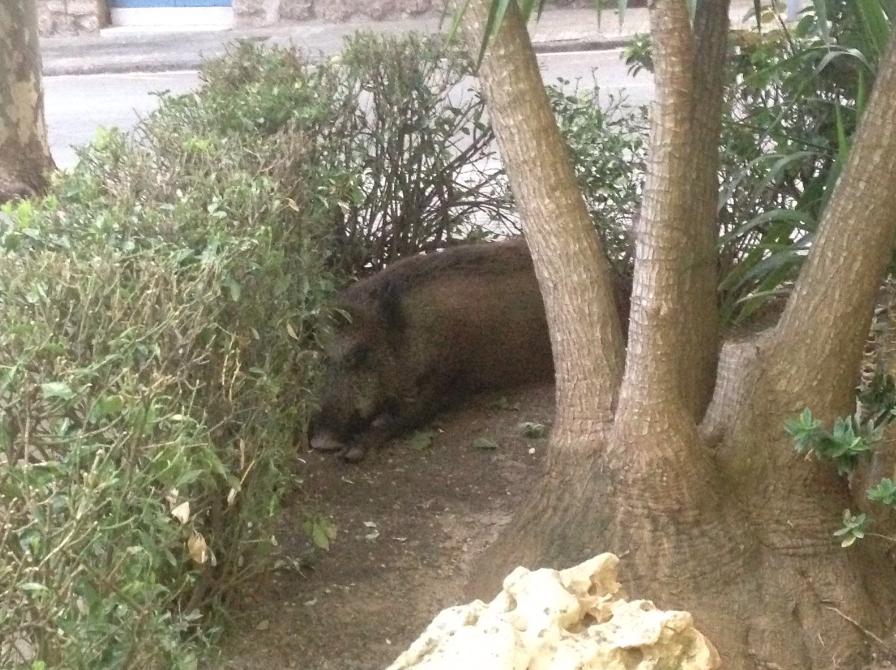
[622,1,893,323]
[0,43,349,668]
[715,1,892,321]
[0,31,527,669]
[194,35,509,280]
[326,32,511,275]
[0,114,337,666]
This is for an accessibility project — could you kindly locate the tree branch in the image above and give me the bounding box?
[680,0,732,416]
[768,34,896,413]
[457,0,626,449]
[616,0,729,421]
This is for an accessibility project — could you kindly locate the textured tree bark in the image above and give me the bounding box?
[616,0,728,422]
[765,34,896,415]
[0,0,55,203]
[675,0,730,417]
[457,0,626,459]
[459,1,896,667]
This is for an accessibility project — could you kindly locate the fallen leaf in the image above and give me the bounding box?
[473,436,499,450]
[188,532,215,565]
[488,396,520,411]
[517,421,547,439]
[405,430,436,451]
[171,501,190,525]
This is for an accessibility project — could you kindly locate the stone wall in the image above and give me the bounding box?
[37,0,632,37]
[233,0,599,27]
[38,0,107,36]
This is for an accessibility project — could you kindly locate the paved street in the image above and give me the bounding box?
[44,70,200,168]
[44,48,653,169]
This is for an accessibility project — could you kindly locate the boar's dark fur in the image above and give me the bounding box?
[309,238,629,462]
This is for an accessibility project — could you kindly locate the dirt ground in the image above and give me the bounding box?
[216,383,554,670]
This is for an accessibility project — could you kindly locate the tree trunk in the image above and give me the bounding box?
[0,0,55,203]
[457,0,627,458]
[459,1,896,667]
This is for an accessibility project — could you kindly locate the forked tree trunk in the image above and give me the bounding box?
[0,0,55,203]
[460,1,896,667]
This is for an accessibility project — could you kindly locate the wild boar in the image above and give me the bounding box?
[309,238,629,462]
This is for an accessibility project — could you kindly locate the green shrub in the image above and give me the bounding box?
[326,32,511,275]
[624,2,893,323]
[192,36,509,279]
[0,32,523,669]
[0,90,338,669]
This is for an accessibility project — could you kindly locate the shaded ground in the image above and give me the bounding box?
[217,383,554,670]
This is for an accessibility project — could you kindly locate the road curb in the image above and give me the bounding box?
[533,36,633,54]
[44,59,211,77]
[43,34,634,77]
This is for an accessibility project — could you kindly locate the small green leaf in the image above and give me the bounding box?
[517,421,547,439]
[868,478,896,506]
[312,525,330,550]
[41,382,75,400]
[223,275,241,302]
[489,396,520,411]
[473,436,499,450]
[88,394,124,424]
[303,515,337,551]
[405,430,436,451]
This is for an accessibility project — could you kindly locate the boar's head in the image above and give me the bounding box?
[309,280,405,453]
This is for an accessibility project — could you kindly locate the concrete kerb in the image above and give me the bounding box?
[41,33,638,77]
[534,36,633,53]
[41,1,758,78]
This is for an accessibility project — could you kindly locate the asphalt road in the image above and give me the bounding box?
[44,48,654,169]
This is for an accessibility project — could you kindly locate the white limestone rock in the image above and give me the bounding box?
[386,553,721,670]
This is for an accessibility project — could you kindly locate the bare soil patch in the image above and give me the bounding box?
[216,383,554,670]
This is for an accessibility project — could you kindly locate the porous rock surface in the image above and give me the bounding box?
[386,553,721,670]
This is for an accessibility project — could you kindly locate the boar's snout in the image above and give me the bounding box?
[307,408,347,452]
[309,429,346,453]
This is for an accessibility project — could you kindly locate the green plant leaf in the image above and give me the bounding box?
[476,0,512,69]
[447,0,473,43]
[810,0,829,41]
[303,515,337,551]
[856,0,892,61]
[517,421,547,438]
[405,430,436,451]
[868,478,896,506]
[41,381,75,400]
[473,436,499,450]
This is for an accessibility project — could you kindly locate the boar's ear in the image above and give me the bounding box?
[378,280,405,331]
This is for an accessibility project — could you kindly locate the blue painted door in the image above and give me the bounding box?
[109,0,231,7]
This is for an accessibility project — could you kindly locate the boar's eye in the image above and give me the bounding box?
[346,345,371,368]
